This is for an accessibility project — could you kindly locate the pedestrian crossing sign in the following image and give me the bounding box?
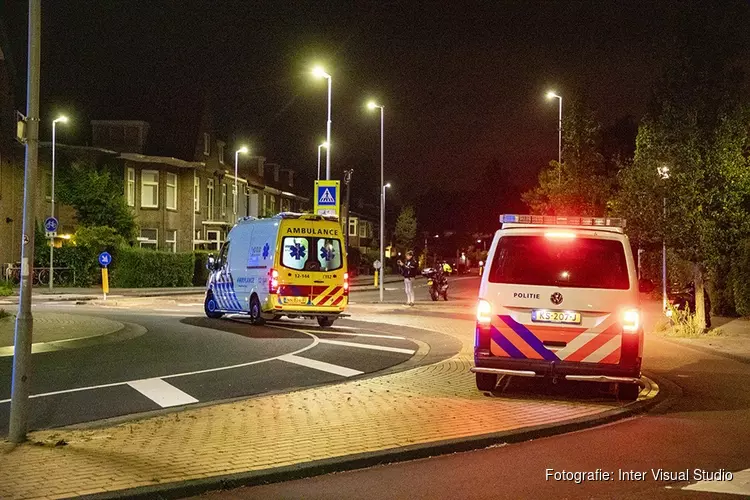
[314,180,341,218]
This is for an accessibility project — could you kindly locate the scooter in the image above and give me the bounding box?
[422,267,449,301]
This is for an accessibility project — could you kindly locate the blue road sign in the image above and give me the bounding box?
[98,251,112,267]
[317,185,337,206]
[44,217,58,233]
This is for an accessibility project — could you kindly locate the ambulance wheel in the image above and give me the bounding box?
[249,295,265,325]
[204,293,224,319]
[618,382,641,401]
[317,316,334,328]
[476,373,498,392]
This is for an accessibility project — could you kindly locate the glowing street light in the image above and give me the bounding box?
[312,66,332,180]
[49,115,68,291]
[546,90,563,184]
[658,165,670,312]
[234,146,249,217]
[368,101,387,301]
[317,141,329,180]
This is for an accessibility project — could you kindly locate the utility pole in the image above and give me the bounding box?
[343,169,353,250]
[10,0,42,443]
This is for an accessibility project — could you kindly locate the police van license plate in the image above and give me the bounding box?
[531,310,581,324]
[283,296,308,305]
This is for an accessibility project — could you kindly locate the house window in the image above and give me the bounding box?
[349,218,357,237]
[166,173,178,210]
[359,221,368,238]
[141,170,159,208]
[218,143,225,164]
[206,230,222,251]
[166,230,177,253]
[126,168,135,206]
[139,228,158,249]
[203,133,210,156]
[221,184,227,216]
[193,175,200,212]
[207,179,215,219]
[270,195,276,214]
[262,193,268,215]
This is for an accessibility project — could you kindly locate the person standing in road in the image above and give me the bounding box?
[398,251,418,306]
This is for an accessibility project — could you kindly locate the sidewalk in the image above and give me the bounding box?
[665,316,750,362]
[0,312,126,357]
[0,275,408,304]
[0,310,658,499]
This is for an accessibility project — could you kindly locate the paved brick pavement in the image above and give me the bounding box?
[0,313,124,355]
[0,312,656,499]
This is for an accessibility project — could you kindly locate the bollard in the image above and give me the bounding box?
[374,270,378,287]
[102,267,109,300]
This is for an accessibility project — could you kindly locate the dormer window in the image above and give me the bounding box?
[218,142,225,164]
[203,133,210,156]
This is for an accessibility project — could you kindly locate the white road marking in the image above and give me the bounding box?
[127,378,198,408]
[317,331,405,340]
[154,308,184,313]
[682,468,750,496]
[0,326,322,404]
[318,338,415,354]
[278,354,363,377]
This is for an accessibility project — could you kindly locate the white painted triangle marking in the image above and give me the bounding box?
[279,354,362,377]
[127,378,199,408]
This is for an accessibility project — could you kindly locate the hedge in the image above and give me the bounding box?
[732,239,750,317]
[111,247,194,288]
[192,250,213,286]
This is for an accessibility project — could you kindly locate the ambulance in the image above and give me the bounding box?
[471,215,643,400]
[204,213,348,327]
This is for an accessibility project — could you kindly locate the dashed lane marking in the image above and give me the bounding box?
[127,378,199,408]
[681,468,750,496]
[278,354,363,377]
[318,338,415,355]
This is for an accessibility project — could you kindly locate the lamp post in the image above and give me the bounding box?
[49,115,68,291]
[380,183,391,302]
[312,67,332,180]
[546,91,562,184]
[367,101,386,301]
[233,146,248,218]
[658,165,670,312]
[317,141,328,180]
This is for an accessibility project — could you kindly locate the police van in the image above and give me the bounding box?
[471,215,643,400]
[204,213,348,327]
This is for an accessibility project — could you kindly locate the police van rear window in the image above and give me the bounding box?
[489,235,630,290]
[281,237,343,272]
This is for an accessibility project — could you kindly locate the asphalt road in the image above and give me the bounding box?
[195,305,750,499]
[0,285,464,433]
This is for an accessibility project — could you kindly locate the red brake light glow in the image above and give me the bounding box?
[622,309,640,333]
[269,268,279,294]
[343,272,350,295]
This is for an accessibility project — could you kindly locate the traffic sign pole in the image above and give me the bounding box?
[9,0,41,443]
[45,217,58,291]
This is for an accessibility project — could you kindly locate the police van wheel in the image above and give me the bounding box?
[617,382,640,401]
[317,316,334,328]
[249,295,265,325]
[204,293,224,319]
[476,373,498,392]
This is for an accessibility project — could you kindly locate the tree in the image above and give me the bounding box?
[522,98,613,216]
[394,205,417,252]
[56,159,137,240]
[614,47,750,331]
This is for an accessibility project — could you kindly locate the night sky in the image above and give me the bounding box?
[3,1,749,229]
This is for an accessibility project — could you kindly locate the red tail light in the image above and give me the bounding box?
[269,268,279,294]
[343,272,349,295]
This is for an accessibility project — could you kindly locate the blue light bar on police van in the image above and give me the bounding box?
[500,214,626,228]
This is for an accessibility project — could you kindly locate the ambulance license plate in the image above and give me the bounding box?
[531,310,581,324]
[283,296,308,305]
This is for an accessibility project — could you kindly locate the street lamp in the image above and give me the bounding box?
[368,101,386,301]
[312,66,332,180]
[234,146,249,218]
[658,165,670,312]
[317,141,329,180]
[49,115,68,291]
[380,182,391,303]
[546,91,562,184]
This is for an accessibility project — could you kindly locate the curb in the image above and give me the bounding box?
[78,374,671,500]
